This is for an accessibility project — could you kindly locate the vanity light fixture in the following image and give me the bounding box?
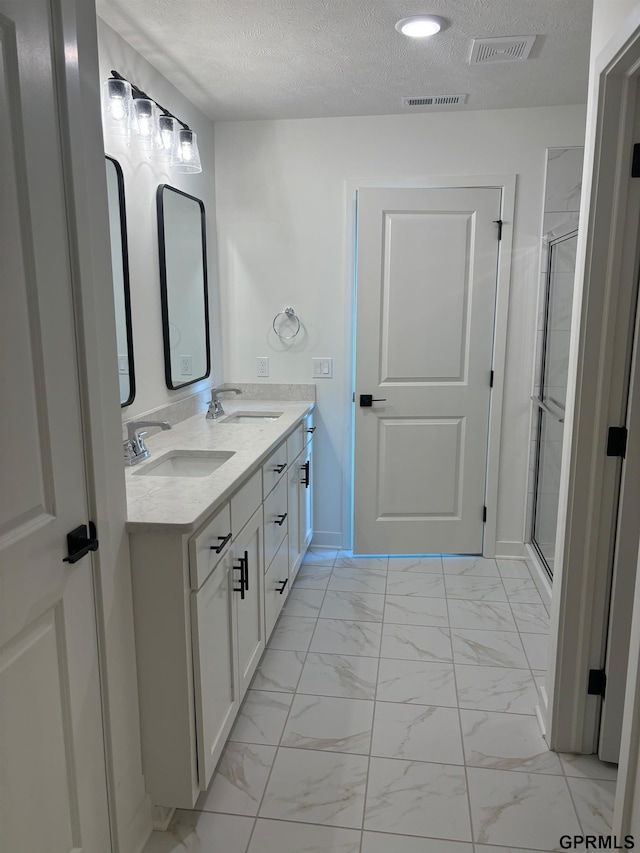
[395,14,444,38]
[102,70,202,174]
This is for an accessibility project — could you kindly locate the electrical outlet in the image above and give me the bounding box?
[180,355,193,375]
[257,356,269,377]
[118,355,129,375]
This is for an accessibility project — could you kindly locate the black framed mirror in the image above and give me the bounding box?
[157,185,211,390]
[105,156,136,407]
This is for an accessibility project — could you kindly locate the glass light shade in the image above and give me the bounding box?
[157,115,178,161]
[172,128,202,174]
[103,78,136,137]
[132,98,160,150]
[395,15,443,37]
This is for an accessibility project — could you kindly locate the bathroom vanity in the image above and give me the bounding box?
[125,400,314,809]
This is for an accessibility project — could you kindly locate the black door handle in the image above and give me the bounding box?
[300,460,310,488]
[306,427,316,433]
[275,513,287,526]
[277,578,288,594]
[273,463,287,474]
[63,522,99,564]
[359,394,387,407]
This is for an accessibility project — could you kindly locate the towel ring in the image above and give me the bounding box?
[272,307,301,340]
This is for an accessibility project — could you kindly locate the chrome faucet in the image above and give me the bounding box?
[206,386,243,419]
[124,420,172,466]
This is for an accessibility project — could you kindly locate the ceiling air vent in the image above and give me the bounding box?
[402,93,468,108]
[470,35,537,65]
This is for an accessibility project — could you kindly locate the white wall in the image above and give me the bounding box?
[97,20,223,421]
[214,106,586,550]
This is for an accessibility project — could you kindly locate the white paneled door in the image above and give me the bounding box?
[353,187,501,554]
[0,2,111,851]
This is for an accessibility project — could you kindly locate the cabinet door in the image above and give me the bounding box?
[233,508,266,697]
[298,441,313,558]
[191,554,239,790]
[288,452,302,580]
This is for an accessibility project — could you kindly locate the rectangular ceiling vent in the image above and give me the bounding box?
[470,35,537,65]
[402,94,468,108]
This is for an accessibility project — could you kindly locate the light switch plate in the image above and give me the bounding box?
[312,357,333,378]
[118,355,129,375]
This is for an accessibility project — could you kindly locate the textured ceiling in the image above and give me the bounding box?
[96,0,592,121]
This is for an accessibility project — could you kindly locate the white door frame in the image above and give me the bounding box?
[542,0,640,821]
[51,3,151,851]
[343,174,516,556]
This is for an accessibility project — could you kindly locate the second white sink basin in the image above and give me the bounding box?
[221,411,283,424]
[135,451,235,477]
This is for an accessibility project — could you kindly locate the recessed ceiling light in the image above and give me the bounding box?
[395,15,444,38]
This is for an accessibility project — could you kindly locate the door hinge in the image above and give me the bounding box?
[632,143,640,177]
[490,370,494,388]
[483,506,487,523]
[606,426,628,458]
[588,668,607,698]
[493,219,503,240]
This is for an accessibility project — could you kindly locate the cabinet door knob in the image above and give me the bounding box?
[275,513,287,526]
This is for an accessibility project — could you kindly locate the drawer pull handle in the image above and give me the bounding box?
[300,460,310,488]
[275,513,288,526]
[277,578,288,594]
[243,549,249,592]
[306,427,316,434]
[233,561,246,600]
[211,532,232,554]
[273,463,287,474]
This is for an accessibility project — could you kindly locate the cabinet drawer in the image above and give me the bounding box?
[264,535,289,638]
[263,475,288,570]
[230,471,261,537]
[262,440,288,498]
[189,502,232,590]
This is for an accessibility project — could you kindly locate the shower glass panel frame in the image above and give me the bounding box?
[531,227,578,580]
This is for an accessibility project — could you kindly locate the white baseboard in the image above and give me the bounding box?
[310,531,344,549]
[525,543,553,611]
[494,541,527,558]
[150,805,175,833]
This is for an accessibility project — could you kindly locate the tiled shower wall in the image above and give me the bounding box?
[525,147,584,546]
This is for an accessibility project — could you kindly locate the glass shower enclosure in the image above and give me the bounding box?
[531,228,578,579]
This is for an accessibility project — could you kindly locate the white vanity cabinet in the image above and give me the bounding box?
[127,406,314,812]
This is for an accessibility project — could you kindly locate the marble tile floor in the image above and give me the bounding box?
[143,551,617,853]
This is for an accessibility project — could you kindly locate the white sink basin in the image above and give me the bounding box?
[135,451,235,477]
[220,411,283,424]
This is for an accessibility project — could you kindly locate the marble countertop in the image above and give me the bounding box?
[125,399,314,534]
